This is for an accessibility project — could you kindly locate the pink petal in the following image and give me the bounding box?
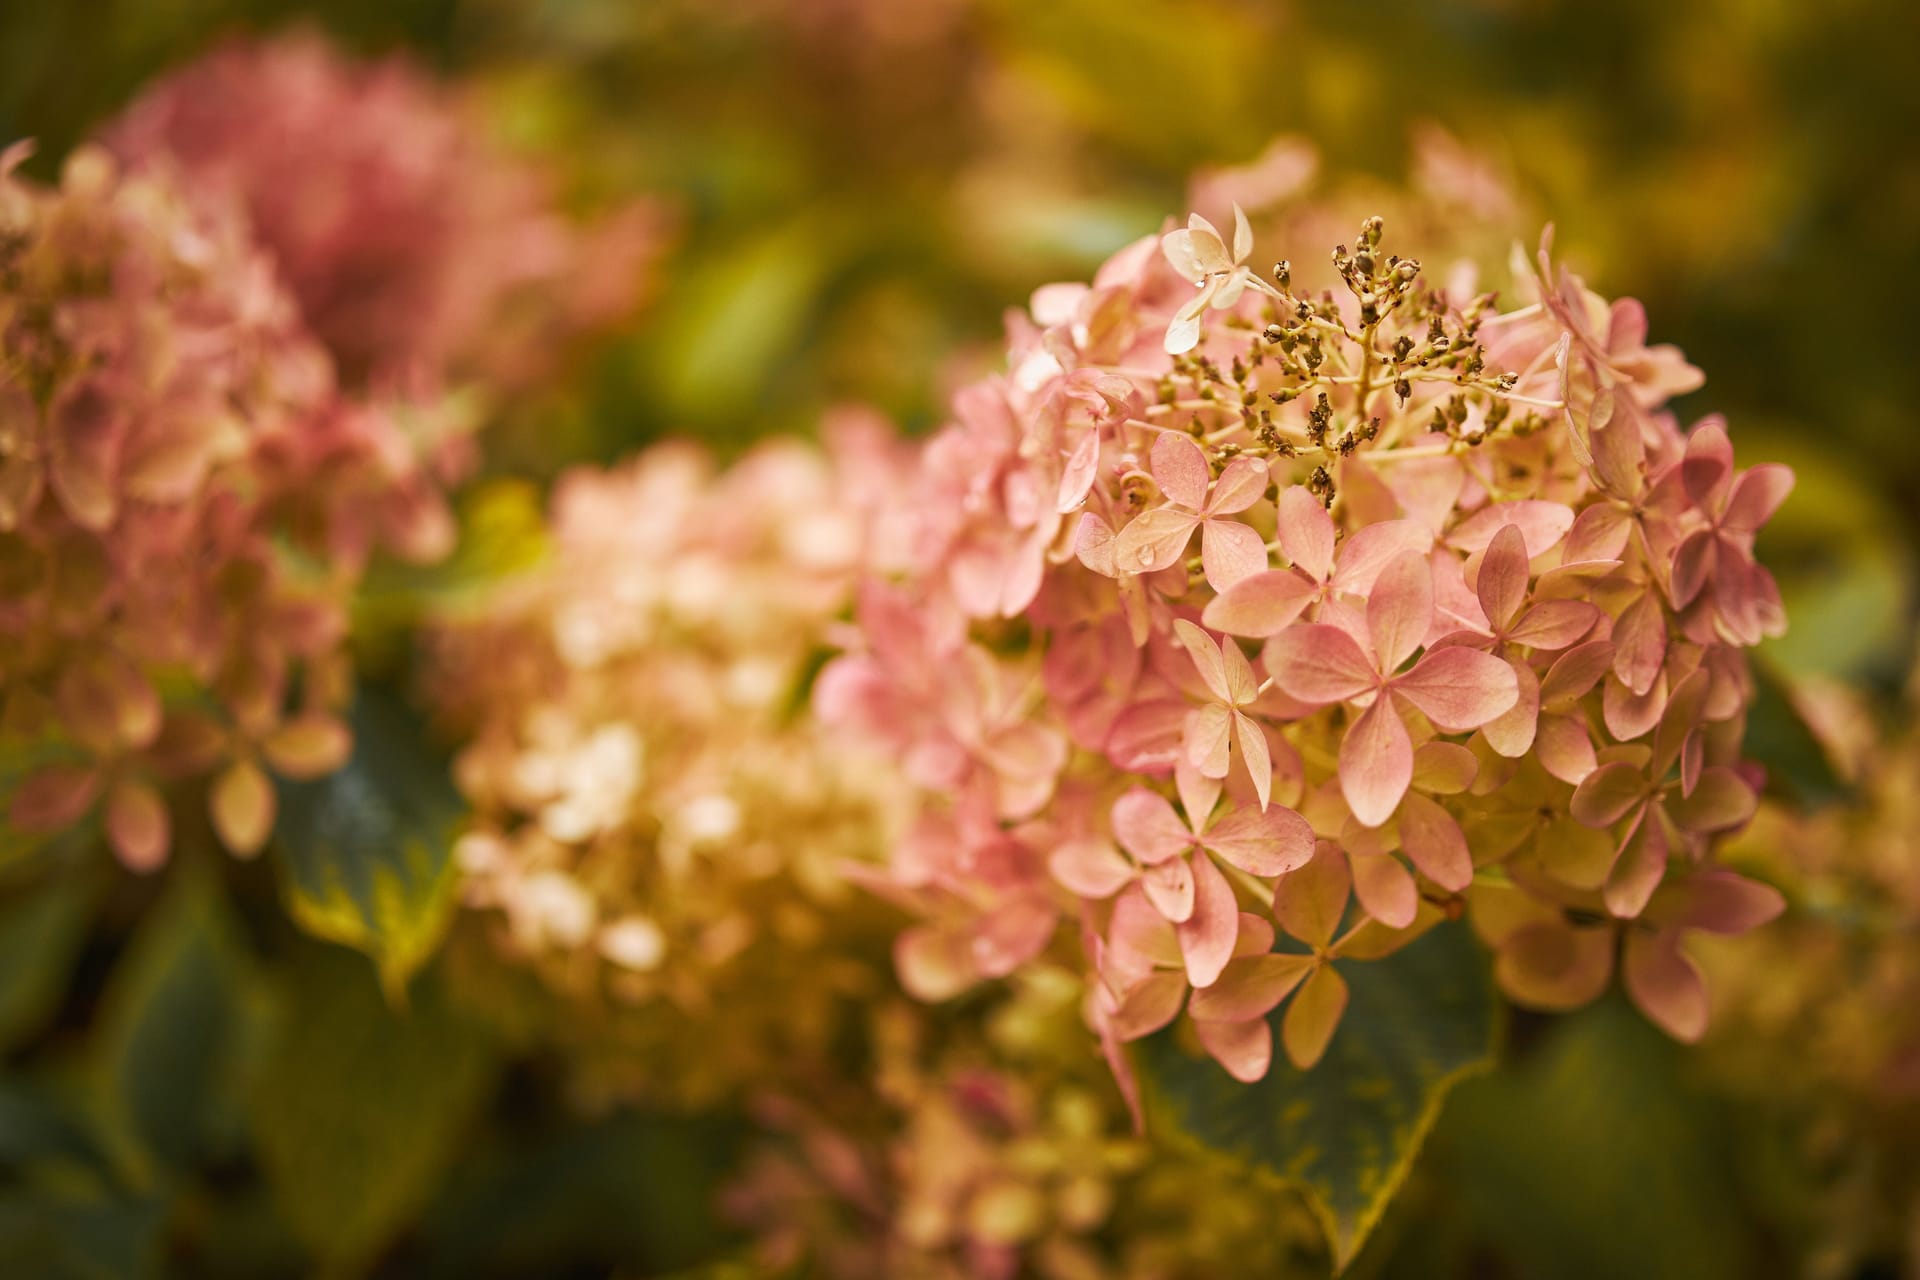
[1680,420,1733,511]
[1588,408,1647,497]
[1602,671,1668,742]
[1536,713,1598,784]
[1392,647,1518,732]
[1111,971,1190,1041]
[1666,767,1756,834]
[1178,853,1240,987]
[47,378,124,531]
[1265,624,1378,704]
[896,925,976,1000]
[1192,1016,1273,1083]
[1206,455,1272,516]
[1233,710,1272,810]
[1668,869,1785,935]
[1201,518,1269,590]
[1281,965,1349,1069]
[1176,761,1222,831]
[1203,803,1316,876]
[1276,485,1334,581]
[1235,911,1277,956]
[1565,502,1632,563]
[1150,432,1211,510]
[1112,506,1200,575]
[9,764,102,832]
[1108,886,1184,980]
[1448,500,1574,557]
[1540,639,1615,707]
[972,897,1058,978]
[1106,699,1188,772]
[1669,528,1717,610]
[1202,569,1317,638]
[1475,524,1530,634]
[1331,519,1436,595]
[1605,811,1668,919]
[1057,430,1101,513]
[1399,792,1473,891]
[1339,699,1414,828]
[1174,619,1235,704]
[1481,659,1540,758]
[1274,842,1351,948]
[1571,761,1648,828]
[1189,953,1313,1022]
[1652,668,1712,779]
[1612,593,1668,697]
[1074,511,1121,577]
[106,777,170,873]
[1509,601,1603,651]
[1608,296,1649,352]
[1721,464,1794,534]
[1349,853,1418,928]
[1185,702,1232,778]
[1049,837,1134,898]
[1368,551,1435,674]
[1623,932,1708,1042]
[1143,856,1197,923]
[1111,788,1194,864]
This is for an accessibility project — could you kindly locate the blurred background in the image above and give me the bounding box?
[2,0,1916,1276]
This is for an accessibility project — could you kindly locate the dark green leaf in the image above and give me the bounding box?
[414,1110,745,1278]
[1744,655,1848,811]
[1134,921,1500,1271]
[91,862,253,1182]
[0,867,94,1051]
[247,950,496,1274]
[0,1191,166,1280]
[273,690,465,996]
[1426,995,1754,1280]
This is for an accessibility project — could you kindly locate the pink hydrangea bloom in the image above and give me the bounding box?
[822,197,1792,1102]
[104,30,665,398]
[0,142,403,870]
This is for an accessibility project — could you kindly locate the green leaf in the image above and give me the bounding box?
[0,1191,166,1280]
[91,861,254,1183]
[413,1110,745,1278]
[1133,921,1500,1271]
[1743,655,1848,811]
[1426,995,1753,1280]
[246,949,496,1274]
[0,866,94,1051]
[273,690,465,997]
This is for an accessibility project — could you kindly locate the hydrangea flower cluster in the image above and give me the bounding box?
[724,974,1327,1279]
[104,30,665,398]
[0,142,374,870]
[818,204,1791,1107]
[423,422,917,1104]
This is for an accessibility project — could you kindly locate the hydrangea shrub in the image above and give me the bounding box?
[819,205,1792,1125]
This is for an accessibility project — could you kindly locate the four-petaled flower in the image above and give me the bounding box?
[1113,433,1271,590]
[1161,204,1256,355]
[1267,552,1519,826]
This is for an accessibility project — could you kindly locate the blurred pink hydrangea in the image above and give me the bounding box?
[422,417,919,1103]
[819,190,1791,1110]
[105,30,667,398]
[0,142,402,869]
[724,976,1328,1279]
